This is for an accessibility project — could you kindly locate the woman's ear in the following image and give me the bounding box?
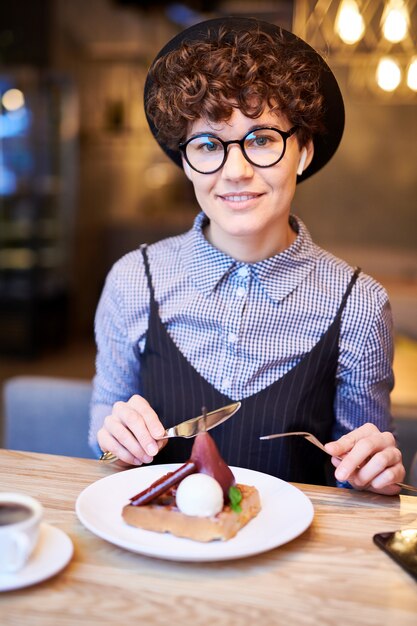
[182,159,193,180]
[297,140,314,176]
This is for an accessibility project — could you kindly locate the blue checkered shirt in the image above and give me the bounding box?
[89,212,394,451]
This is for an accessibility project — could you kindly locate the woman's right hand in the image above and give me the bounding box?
[97,395,168,466]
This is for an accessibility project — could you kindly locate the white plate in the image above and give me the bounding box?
[76,465,314,562]
[0,523,73,591]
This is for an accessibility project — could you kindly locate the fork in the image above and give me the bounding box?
[99,451,122,463]
[259,431,417,494]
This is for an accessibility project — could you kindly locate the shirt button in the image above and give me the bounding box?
[222,378,231,391]
[236,286,246,298]
[228,332,238,344]
[237,266,249,278]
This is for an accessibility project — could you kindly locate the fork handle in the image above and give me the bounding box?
[395,482,417,494]
[99,451,119,463]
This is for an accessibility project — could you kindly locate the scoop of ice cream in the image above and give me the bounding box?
[175,473,224,517]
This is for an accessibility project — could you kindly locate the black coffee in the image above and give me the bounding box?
[0,502,33,526]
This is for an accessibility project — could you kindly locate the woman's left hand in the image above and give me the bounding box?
[324,423,406,495]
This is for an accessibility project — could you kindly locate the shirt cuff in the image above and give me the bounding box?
[336,480,353,489]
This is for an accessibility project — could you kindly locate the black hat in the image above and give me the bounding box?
[144,17,344,183]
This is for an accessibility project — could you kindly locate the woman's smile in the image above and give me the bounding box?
[216,191,265,210]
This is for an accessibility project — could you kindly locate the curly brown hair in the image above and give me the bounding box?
[145,25,326,150]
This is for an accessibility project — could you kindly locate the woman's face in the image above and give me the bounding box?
[183,107,313,262]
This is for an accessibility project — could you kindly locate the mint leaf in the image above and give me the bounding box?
[228,485,242,513]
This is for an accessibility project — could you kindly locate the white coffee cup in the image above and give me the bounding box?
[0,493,43,573]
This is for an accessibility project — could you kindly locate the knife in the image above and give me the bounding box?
[99,401,241,463]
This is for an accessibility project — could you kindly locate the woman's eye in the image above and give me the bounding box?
[194,139,221,152]
[254,136,269,147]
[246,133,272,148]
[204,142,218,152]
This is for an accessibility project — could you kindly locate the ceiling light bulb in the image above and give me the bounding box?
[407,58,417,91]
[335,0,365,45]
[382,0,409,43]
[2,88,25,112]
[376,57,402,92]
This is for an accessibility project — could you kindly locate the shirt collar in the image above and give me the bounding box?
[182,212,318,302]
[182,213,236,294]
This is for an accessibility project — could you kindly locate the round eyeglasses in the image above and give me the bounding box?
[179,126,298,175]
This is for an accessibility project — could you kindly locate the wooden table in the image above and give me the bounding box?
[0,450,416,625]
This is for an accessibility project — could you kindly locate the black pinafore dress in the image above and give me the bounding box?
[139,247,360,486]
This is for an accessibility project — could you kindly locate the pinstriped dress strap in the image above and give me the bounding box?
[140,245,158,312]
[335,267,361,317]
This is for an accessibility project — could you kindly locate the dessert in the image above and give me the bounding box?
[122,432,261,542]
[176,474,224,517]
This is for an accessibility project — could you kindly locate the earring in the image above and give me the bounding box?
[297,148,308,176]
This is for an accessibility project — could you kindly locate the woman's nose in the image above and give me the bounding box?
[221,144,254,180]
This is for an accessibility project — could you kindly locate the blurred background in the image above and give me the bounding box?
[0,0,416,442]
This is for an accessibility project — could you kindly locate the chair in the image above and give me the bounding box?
[2,376,96,459]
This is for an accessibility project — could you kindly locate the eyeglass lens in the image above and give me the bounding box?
[185,128,286,173]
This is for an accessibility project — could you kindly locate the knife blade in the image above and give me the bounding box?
[161,401,241,439]
[99,401,241,463]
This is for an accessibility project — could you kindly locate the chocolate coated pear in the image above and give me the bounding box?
[190,432,235,500]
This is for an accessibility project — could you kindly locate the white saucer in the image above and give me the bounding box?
[0,523,73,592]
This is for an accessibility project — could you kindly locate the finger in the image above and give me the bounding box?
[349,465,403,495]
[369,460,405,492]
[156,438,168,452]
[347,446,403,489]
[104,398,167,462]
[368,483,402,496]
[128,395,166,439]
[98,428,145,466]
[102,414,154,463]
[117,396,166,456]
[324,423,380,457]
[330,456,342,469]
[325,433,356,457]
[332,431,395,483]
[112,401,160,458]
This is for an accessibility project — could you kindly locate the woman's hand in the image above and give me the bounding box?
[324,423,406,495]
[97,395,167,467]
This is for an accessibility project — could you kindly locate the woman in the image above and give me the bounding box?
[90,17,405,494]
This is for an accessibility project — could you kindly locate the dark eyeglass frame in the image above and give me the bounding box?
[179,126,299,174]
